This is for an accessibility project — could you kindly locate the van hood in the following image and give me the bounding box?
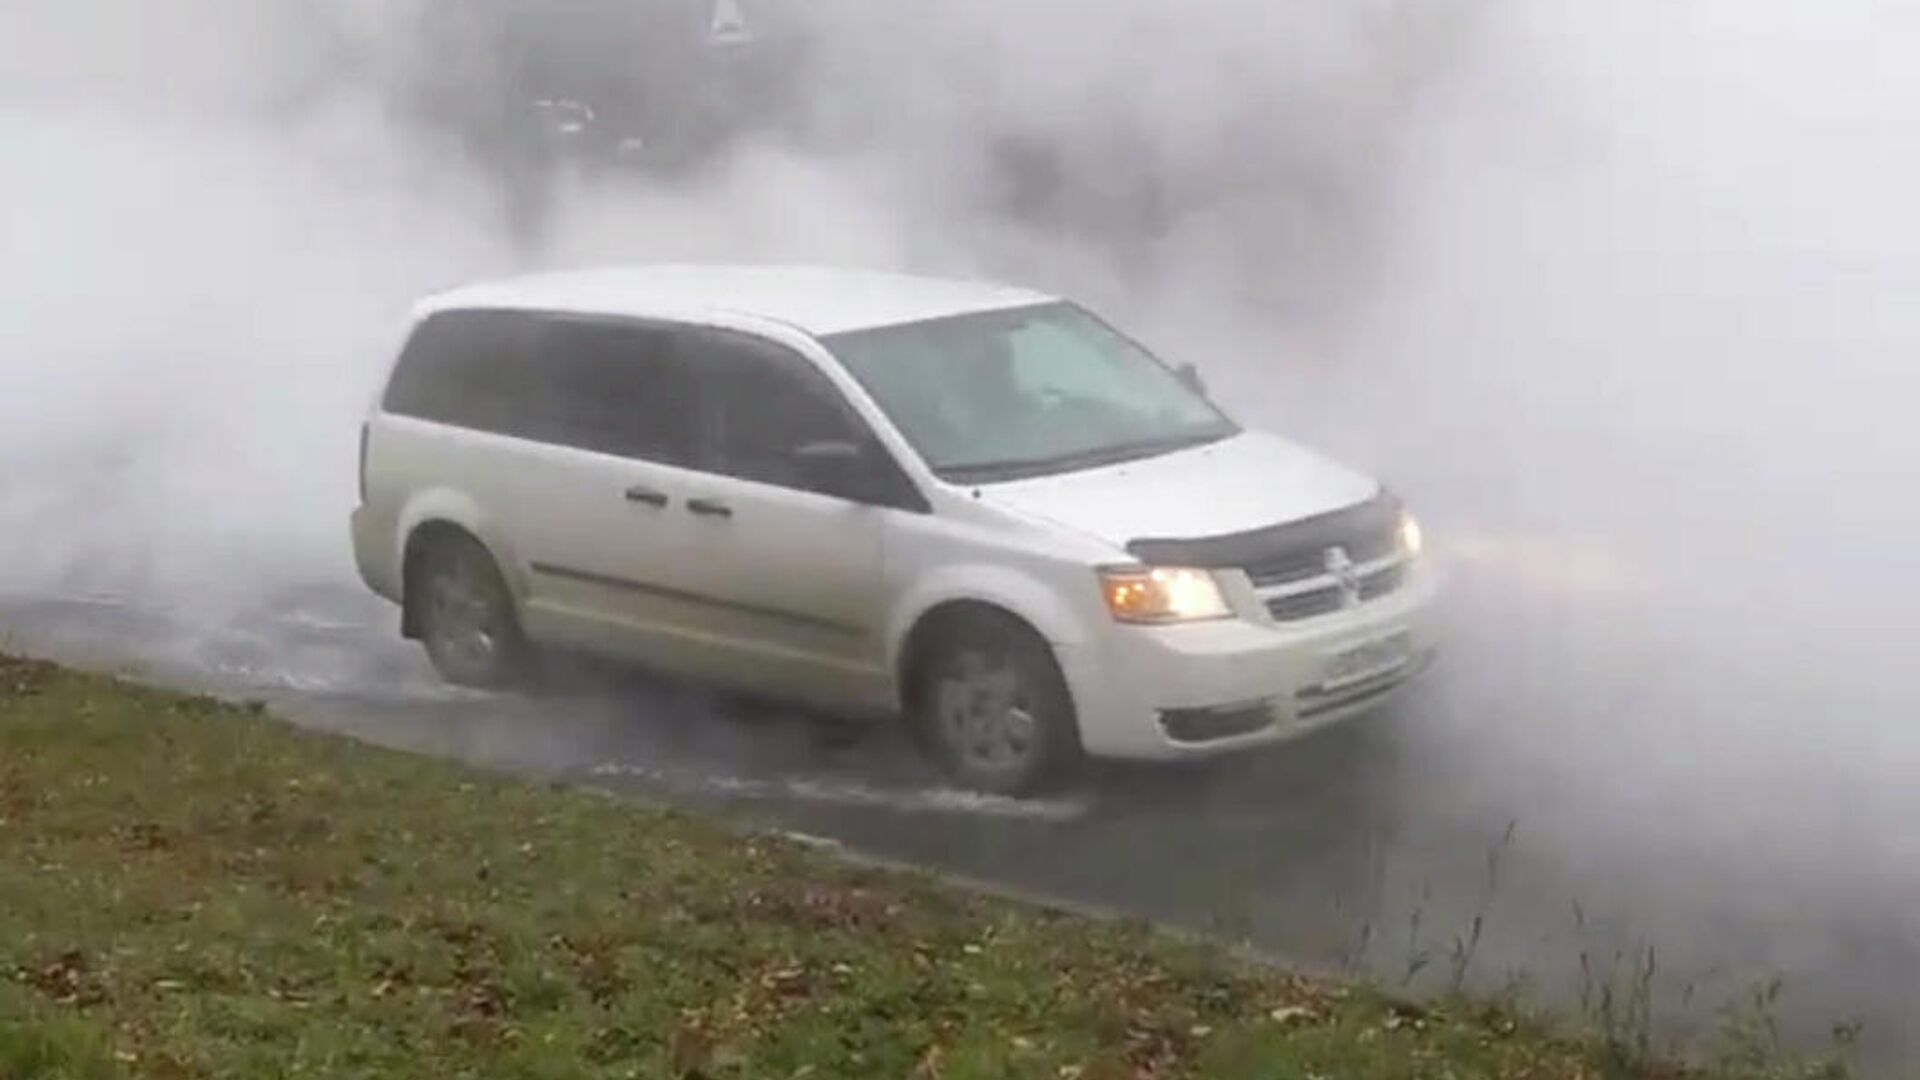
[972,430,1381,550]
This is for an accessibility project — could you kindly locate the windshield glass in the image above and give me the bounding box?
[823,302,1238,482]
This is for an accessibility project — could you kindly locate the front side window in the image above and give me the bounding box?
[688,329,878,494]
[823,302,1237,483]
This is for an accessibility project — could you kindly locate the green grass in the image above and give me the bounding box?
[0,654,1845,1079]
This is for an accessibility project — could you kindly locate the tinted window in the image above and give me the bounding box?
[383,310,696,465]
[527,319,694,464]
[383,310,536,432]
[691,330,871,492]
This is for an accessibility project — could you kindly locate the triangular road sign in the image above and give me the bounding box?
[709,0,752,46]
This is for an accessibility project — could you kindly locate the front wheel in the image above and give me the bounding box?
[913,614,1082,796]
[413,534,532,690]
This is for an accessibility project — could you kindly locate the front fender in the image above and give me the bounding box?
[885,562,1099,665]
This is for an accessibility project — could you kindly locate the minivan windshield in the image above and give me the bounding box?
[823,302,1238,483]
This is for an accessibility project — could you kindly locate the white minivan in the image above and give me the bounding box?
[351,265,1437,793]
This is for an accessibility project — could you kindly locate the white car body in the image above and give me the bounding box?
[351,265,1438,767]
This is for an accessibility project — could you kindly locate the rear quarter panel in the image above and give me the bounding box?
[357,414,532,604]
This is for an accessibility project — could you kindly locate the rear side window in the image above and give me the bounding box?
[525,319,695,464]
[688,329,871,491]
[382,310,535,433]
[382,309,697,466]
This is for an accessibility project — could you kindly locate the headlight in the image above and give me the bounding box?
[1398,512,1424,557]
[1099,566,1231,624]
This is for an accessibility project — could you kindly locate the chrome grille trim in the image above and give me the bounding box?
[1255,554,1410,623]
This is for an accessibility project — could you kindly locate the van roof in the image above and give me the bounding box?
[416,264,1057,337]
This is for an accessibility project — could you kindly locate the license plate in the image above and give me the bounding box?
[1324,631,1414,688]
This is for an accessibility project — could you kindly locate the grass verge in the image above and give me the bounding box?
[0,654,1845,1079]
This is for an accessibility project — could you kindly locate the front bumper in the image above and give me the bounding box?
[1056,565,1440,761]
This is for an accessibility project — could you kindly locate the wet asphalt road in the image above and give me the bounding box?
[3,585,1915,1074]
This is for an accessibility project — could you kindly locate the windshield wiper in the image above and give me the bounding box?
[939,430,1233,484]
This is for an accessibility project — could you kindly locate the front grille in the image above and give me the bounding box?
[1262,562,1409,624]
[1359,562,1406,601]
[1243,552,1325,589]
[1266,587,1345,622]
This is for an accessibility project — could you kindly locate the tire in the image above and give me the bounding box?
[911,612,1082,796]
[412,533,532,690]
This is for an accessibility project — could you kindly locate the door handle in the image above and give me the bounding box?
[687,498,733,519]
[624,485,669,509]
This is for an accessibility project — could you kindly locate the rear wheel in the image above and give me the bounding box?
[413,533,531,689]
[912,613,1082,796]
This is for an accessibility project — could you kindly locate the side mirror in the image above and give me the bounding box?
[1175,362,1208,397]
[794,440,887,503]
